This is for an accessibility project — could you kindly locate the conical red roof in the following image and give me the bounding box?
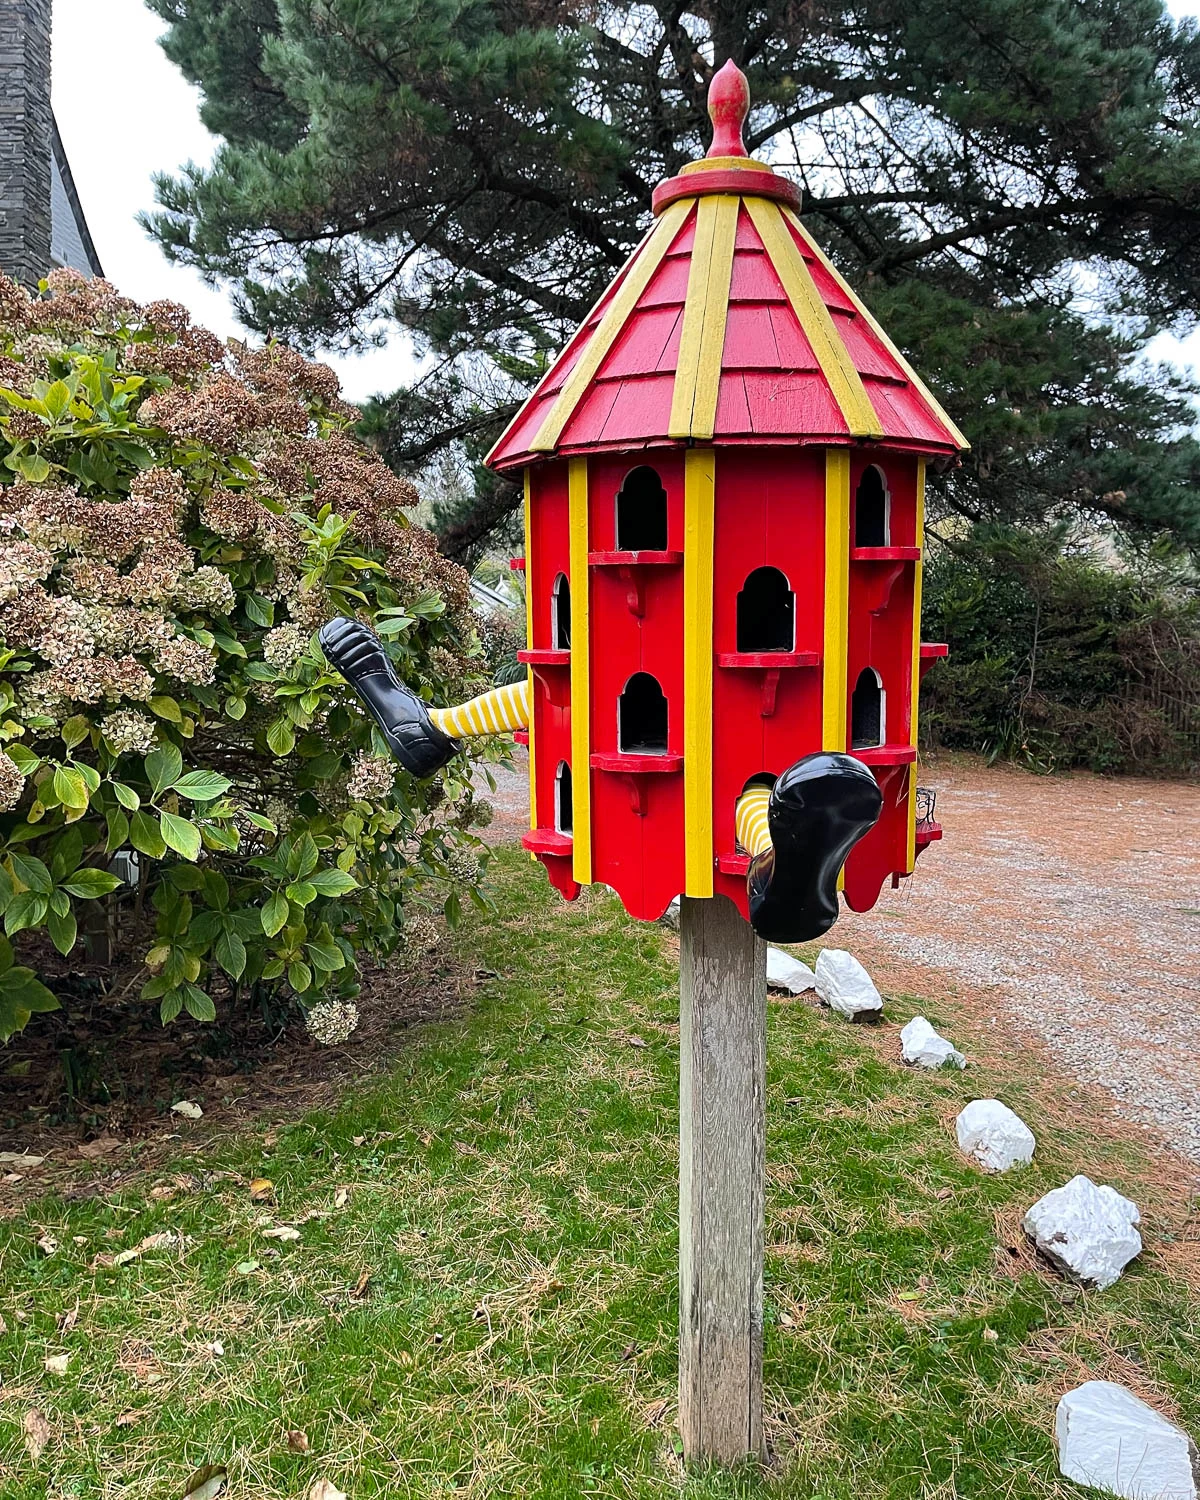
[487,63,966,474]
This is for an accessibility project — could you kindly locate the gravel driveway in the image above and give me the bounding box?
[479,751,1200,1162]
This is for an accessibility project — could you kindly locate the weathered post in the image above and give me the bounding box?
[678,894,767,1464]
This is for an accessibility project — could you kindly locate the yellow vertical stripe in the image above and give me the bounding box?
[568,458,591,883]
[531,198,693,453]
[744,197,883,440]
[822,448,851,751]
[669,195,738,441]
[906,459,926,871]
[784,210,969,452]
[524,469,537,838]
[683,447,715,896]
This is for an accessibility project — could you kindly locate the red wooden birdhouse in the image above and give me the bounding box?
[487,61,966,924]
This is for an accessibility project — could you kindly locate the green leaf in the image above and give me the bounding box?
[182,984,216,1022]
[241,810,276,833]
[213,929,247,981]
[130,809,167,859]
[214,634,247,658]
[266,718,295,757]
[0,966,59,1042]
[15,454,50,483]
[286,881,317,906]
[159,989,183,1024]
[224,695,247,721]
[105,807,130,853]
[9,852,52,894]
[60,867,122,899]
[4,891,46,936]
[290,832,319,879]
[149,695,182,723]
[52,764,90,810]
[60,714,91,750]
[160,812,202,862]
[261,891,289,937]
[287,960,313,994]
[306,940,345,973]
[5,743,40,774]
[308,868,359,897]
[144,743,183,797]
[245,593,275,628]
[173,770,233,802]
[112,782,141,810]
[47,905,77,957]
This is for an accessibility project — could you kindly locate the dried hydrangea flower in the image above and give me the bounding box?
[99,708,157,755]
[0,750,25,811]
[153,637,216,685]
[263,622,309,671]
[403,911,440,955]
[175,565,235,614]
[347,752,395,803]
[446,847,480,885]
[0,539,54,602]
[304,999,359,1046]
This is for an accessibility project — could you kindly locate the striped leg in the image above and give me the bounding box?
[735,782,773,856]
[429,679,531,739]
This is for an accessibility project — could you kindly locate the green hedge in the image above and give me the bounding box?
[921,529,1200,774]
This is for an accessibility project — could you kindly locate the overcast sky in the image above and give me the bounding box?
[51,0,1200,406]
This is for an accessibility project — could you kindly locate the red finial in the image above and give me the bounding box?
[706,60,750,158]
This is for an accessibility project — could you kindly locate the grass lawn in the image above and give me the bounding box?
[1,845,1198,1498]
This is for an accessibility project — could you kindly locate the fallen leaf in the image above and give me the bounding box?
[286,1429,310,1452]
[72,1235,88,1245]
[897,1290,923,1302]
[181,1463,227,1500]
[44,1352,70,1375]
[248,1177,274,1202]
[351,1135,366,1147]
[334,1187,349,1209]
[236,1259,260,1276]
[115,1409,140,1428]
[171,1100,203,1120]
[0,1151,44,1167]
[626,1034,647,1048]
[308,1481,347,1500]
[0,1313,7,1334]
[77,1135,122,1160]
[36,1233,58,1256]
[619,1341,639,1361]
[643,1397,670,1428]
[113,1232,177,1267]
[350,1269,371,1299]
[204,1340,224,1357]
[148,1185,176,1201]
[779,1312,796,1328]
[935,1186,954,1201]
[262,1225,301,1242]
[24,1408,51,1461]
[57,1301,79,1333]
[981,1326,999,1343]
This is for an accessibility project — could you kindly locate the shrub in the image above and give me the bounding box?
[922,526,1200,773]
[0,269,491,1043]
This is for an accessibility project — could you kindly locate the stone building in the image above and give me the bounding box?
[0,0,102,287]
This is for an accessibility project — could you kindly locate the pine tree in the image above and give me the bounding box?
[144,0,1200,559]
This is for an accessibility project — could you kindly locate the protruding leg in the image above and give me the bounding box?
[738,754,882,944]
[318,617,462,778]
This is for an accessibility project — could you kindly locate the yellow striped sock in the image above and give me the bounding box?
[735,784,773,856]
[430,680,531,739]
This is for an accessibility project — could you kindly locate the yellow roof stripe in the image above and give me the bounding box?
[530,197,693,454]
[783,208,970,451]
[745,196,884,441]
[669,194,739,441]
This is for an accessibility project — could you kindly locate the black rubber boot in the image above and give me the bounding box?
[318,616,461,779]
[746,753,882,943]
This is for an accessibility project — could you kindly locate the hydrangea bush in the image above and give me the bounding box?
[0,270,490,1043]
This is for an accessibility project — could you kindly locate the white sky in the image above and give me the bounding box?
[52,0,1200,405]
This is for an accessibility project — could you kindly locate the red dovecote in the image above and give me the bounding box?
[489,60,965,922]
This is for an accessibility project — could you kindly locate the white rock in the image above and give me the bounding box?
[661,897,681,930]
[900,1015,965,1069]
[1023,1174,1142,1289]
[955,1099,1036,1172]
[1057,1381,1199,1500]
[766,947,817,994]
[814,949,882,1019]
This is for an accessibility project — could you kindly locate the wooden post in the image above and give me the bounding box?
[678,893,767,1465]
